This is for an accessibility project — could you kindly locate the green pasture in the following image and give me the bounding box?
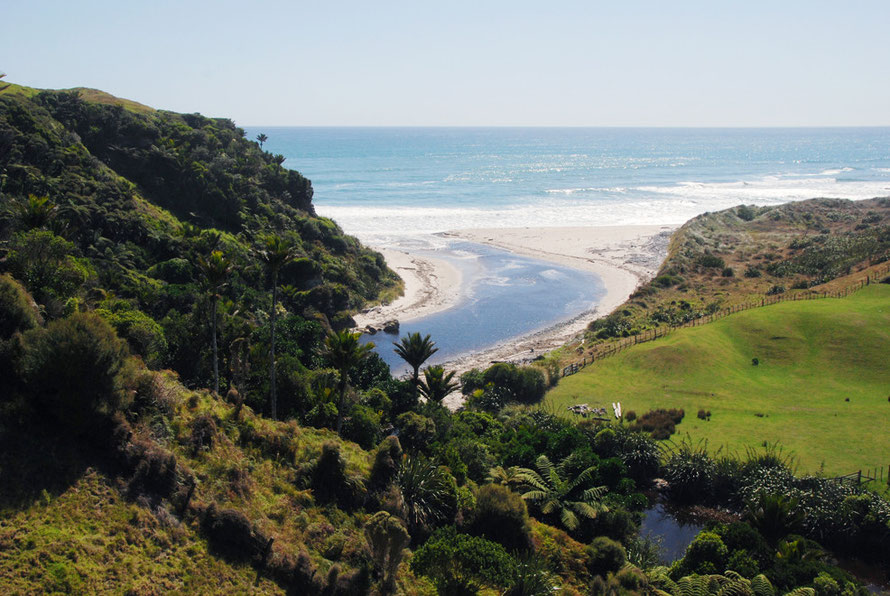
[547,284,890,477]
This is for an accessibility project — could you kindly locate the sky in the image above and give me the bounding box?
[3,0,889,127]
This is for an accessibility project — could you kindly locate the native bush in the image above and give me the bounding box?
[468,484,532,551]
[341,404,381,450]
[697,254,725,269]
[396,411,436,452]
[671,531,728,577]
[411,526,518,595]
[19,312,128,431]
[369,435,403,493]
[0,274,41,339]
[480,363,546,405]
[585,536,627,577]
[629,408,684,440]
[95,303,168,368]
[311,442,364,509]
[202,503,268,562]
[663,441,717,503]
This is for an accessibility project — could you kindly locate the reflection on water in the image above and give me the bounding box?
[638,503,703,564]
[361,240,604,375]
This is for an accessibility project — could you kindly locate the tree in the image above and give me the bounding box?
[196,250,232,395]
[394,332,438,401]
[320,329,374,433]
[15,195,58,230]
[365,511,410,594]
[395,454,452,536]
[513,454,608,532]
[256,235,297,419]
[411,526,517,595]
[256,133,268,149]
[418,365,459,403]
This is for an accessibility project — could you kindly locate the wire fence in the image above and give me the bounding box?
[562,261,890,378]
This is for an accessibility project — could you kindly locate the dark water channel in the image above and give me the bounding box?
[638,502,704,564]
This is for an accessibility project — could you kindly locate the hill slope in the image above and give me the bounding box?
[547,284,890,475]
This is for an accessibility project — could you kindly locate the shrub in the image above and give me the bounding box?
[341,403,381,450]
[663,442,717,503]
[311,442,362,509]
[722,267,735,277]
[189,414,217,454]
[629,408,684,440]
[369,435,403,493]
[468,484,532,551]
[697,254,725,269]
[624,410,637,423]
[396,411,436,452]
[767,285,786,295]
[744,265,762,278]
[95,303,168,368]
[202,503,267,562]
[673,531,728,577]
[411,526,518,594]
[586,536,627,577]
[0,274,41,339]
[737,206,757,221]
[697,409,711,421]
[19,312,128,431]
[481,363,546,405]
[365,511,410,593]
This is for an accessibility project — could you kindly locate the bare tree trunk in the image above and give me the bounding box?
[211,296,219,396]
[270,272,278,420]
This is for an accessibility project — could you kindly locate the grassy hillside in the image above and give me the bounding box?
[547,284,890,476]
[582,198,890,347]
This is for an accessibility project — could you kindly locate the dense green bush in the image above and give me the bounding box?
[663,442,717,503]
[585,535,627,577]
[468,484,532,551]
[672,531,728,577]
[697,254,725,269]
[0,274,41,338]
[19,312,128,431]
[395,411,436,452]
[95,302,168,368]
[479,363,546,405]
[411,526,518,595]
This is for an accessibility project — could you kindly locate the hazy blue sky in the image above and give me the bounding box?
[3,0,889,126]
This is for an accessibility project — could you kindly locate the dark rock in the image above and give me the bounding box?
[383,319,399,334]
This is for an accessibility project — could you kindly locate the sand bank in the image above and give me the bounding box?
[352,248,463,330]
[356,225,674,392]
[434,225,674,384]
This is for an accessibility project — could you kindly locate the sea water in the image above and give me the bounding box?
[247,127,890,241]
[245,127,890,368]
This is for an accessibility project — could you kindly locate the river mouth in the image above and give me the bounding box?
[361,239,604,375]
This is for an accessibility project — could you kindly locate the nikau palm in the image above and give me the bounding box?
[256,235,297,419]
[514,455,608,532]
[321,329,374,434]
[393,332,438,401]
[418,365,458,403]
[196,250,232,396]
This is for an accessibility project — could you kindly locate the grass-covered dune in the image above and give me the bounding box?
[547,284,890,476]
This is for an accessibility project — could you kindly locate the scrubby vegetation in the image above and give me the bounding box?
[1,82,887,594]
[582,198,890,342]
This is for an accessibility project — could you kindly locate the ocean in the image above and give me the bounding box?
[245,127,890,369]
[246,127,890,244]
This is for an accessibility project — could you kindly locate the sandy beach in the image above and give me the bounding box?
[352,247,463,330]
[354,225,675,382]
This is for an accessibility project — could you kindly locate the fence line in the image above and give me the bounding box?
[561,261,890,377]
